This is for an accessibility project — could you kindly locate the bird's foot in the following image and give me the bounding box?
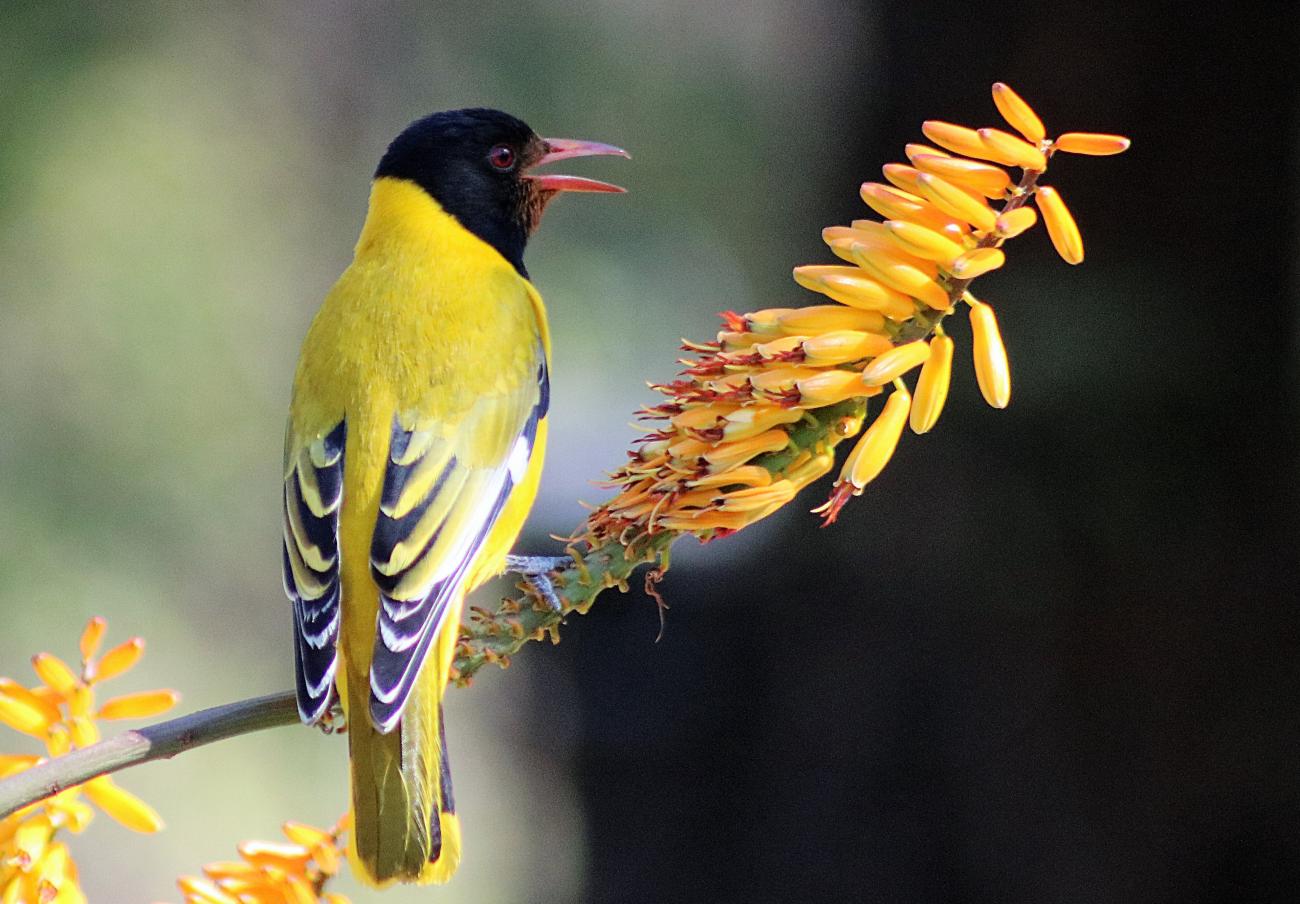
[505,554,574,613]
[316,699,347,735]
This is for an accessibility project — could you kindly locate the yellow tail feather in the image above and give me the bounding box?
[345,605,463,888]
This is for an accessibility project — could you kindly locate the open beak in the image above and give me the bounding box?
[527,138,629,193]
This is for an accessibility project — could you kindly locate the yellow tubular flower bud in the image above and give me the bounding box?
[968,300,1011,408]
[824,227,936,274]
[777,305,886,336]
[910,334,953,433]
[70,714,100,746]
[800,329,894,365]
[753,335,806,359]
[686,465,773,489]
[31,653,79,697]
[84,776,165,833]
[995,206,1037,238]
[792,266,916,319]
[1034,186,1084,264]
[823,226,899,264]
[0,690,52,737]
[702,429,790,472]
[851,246,951,311]
[883,219,966,264]
[79,616,107,662]
[1054,132,1131,155]
[741,308,793,335]
[98,689,181,720]
[860,183,968,236]
[913,173,998,233]
[949,247,1006,279]
[281,823,334,849]
[671,405,735,431]
[991,82,1046,143]
[977,128,1048,171]
[795,369,876,407]
[921,120,990,159]
[842,219,892,241]
[911,154,1011,199]
[717,330,758,351]
[860,340,931,387]
[747,366,820,394]
[717,480,797,513]
[719,405,805,441]
[94,638,144,682]
[904,143,951,163]
[882,163,924,194]
[840,387,911,490]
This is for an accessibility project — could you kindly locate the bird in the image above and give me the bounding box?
[279,108,626,886]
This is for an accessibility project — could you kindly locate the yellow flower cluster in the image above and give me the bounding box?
[1,618,178,903]
[174,817,349,904]
[587,83,1128,542]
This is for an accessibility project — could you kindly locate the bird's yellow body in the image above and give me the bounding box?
[282,105,621,888]
[285,177,549,885]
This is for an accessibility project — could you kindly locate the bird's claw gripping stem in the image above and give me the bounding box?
[505,554,574,613]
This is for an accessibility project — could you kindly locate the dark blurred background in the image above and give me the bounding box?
[1,2,1296,902]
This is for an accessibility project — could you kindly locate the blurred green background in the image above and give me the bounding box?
[1,2,1295,903]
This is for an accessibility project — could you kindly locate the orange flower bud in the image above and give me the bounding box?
[79,617,107,663]
[883,220,966,264]
[882,162,924,194]
[800,329,894,365]
[178,875,241,903]
[968,300,1011,408]
[753,335,805,359]
[859,183,968,236]
[717,480,797,513]
[792,266,916,319]
[1054,132,1131,155]
[851,246,951,311]
[98,689,181,721]
[949,247,1006,279]
[686,466,773,490]
[777,305,885,337]
[995,206,1038,238]
[911,153,1011,199]
[977,127,1048,171]
[1035,186,1084,264]
[702,429,790,472]
[861,340,931,387]
[921,120,988,159]
[31,653,79,697]
[719,405,804,442]
[84,776,164,833]
[795,369,874,407]
[991,82,1046,143]
[910,334,954,433]
[93,638,144,683]
[905,143,952,163]
[69,715,100,747]
[913,173,998,233]
[839,387,911,489]
[0,689,52,737]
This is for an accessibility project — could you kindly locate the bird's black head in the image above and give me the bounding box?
[374,108,626,276]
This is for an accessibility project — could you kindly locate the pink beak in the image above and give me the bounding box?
[528,138,629,193]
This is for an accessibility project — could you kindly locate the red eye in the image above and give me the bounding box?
[488,144,516,171]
